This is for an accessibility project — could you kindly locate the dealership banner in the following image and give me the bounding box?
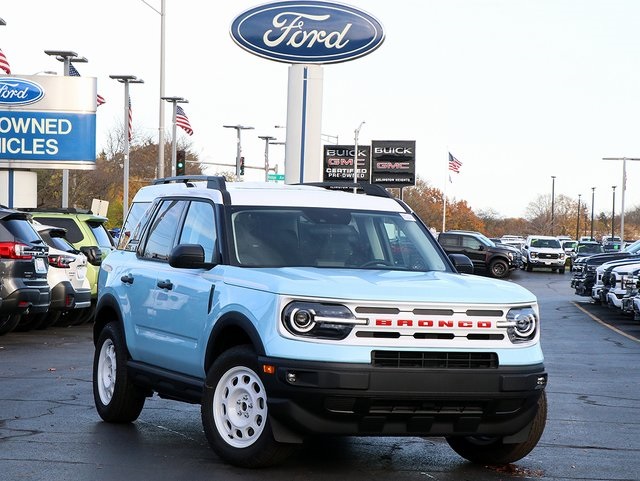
[323,144,371,182]
[371,140,415,187]
[0,75,97,170]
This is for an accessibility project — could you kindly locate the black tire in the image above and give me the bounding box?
[55,309,83,327]
[559,267,565,274]
[526,263,533,272]
[489,259,509,279]
[93,322,146,423]
[0,314,20,336]
[14,312,46,332]
[36,311,62,330]
[446,391,547,465]
[201,345,295,468]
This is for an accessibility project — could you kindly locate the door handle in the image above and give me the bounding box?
[120,274,134,284]
[157,279,173,290]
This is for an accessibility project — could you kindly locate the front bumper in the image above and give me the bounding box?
[572,274,595,296]
[528,258,565,269]
[260,356,547,438]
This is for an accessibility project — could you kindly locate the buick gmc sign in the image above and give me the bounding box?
[230,1,385,64]
[0,78,45,106]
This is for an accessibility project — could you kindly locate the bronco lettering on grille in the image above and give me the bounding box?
[375,319,493,328]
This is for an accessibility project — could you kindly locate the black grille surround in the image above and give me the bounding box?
[372,350,498,369]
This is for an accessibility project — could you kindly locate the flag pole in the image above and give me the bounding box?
[442,152,448,233]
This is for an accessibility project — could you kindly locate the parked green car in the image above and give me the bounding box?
[24,209,115,324]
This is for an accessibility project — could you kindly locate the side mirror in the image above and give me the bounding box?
[524,245,529,249]
[169,244,217,269]
[449,254,474,274]
[80,246,102,266]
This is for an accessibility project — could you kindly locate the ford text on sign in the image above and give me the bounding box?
[230,1,385,64]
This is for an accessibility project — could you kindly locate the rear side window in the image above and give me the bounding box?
[88,221,115,248]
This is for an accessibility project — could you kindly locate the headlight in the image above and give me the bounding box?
[531,252,538,259]
[282,301,365,340]
[497,307,538,343]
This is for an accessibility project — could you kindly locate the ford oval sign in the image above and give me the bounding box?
[230,1,385,64]
[0,78,45,106]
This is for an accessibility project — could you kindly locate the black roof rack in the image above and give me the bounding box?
[153,175,227,192]
[19,207,94,214]
[300,182,394,199]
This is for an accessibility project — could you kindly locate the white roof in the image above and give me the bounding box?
[132,180,405,213]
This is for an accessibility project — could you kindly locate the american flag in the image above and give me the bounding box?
[176,105,194,136]
[68,63,105,107]
[0,48,11,74]
[448,152,462,173]
[128,97,133,142]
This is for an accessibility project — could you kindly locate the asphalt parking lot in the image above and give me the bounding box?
[1,270,639,481]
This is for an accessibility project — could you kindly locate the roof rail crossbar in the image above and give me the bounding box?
[153,175,226,189]
[300,182,393,199]
[19,207,93,214]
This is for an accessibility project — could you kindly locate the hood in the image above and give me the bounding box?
[586,252,638,266]
[219,267,536,305]
[493,245,518,255]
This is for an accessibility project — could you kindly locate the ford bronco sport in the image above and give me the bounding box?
[92,177,547,468]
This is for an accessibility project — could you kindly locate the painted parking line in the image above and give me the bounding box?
[572,302,640,344]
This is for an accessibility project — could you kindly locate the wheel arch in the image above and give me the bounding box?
[93,293,124,345]
[204,313,266,374]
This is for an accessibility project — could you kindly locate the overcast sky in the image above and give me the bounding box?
[2,0,640,219]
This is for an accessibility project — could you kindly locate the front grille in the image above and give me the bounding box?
[372,351,498,369]
[538,253,559,259]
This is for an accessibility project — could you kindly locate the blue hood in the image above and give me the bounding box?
[218,267,536,304]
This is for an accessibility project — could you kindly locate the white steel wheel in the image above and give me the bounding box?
[96,338,117,406]
[92,322,145,423]
[213,365,268,448]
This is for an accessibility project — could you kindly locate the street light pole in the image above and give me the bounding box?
[611,185,616,240]
[603,157,640,242]
[590,187,596,241]
[111,75,144,220]
[353,121,366,189]
[45,50,87,208]
[162,97,188,176]
[258,136,276,182]
[576,194,581,240]
[223,125,254,177]
[551,176,556,236]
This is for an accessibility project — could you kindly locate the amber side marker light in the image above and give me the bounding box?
[263,364,276,375]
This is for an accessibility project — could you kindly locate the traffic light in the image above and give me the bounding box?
[176,150,186,176]
[240,156,245,176]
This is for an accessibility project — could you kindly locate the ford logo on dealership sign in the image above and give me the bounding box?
[0,78,45,106]
[230,1,384,64]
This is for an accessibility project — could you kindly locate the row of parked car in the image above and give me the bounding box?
[570,238,640,320]
[0,206,114,335]
[436,231,575,278]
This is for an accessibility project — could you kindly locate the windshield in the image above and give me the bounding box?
[476,233,494,247]
[229,207,449,271]
[530,238,561,248]
[577,244,603,254]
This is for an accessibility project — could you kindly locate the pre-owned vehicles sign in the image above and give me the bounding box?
[0,75,96,170]
[230,1,385,64]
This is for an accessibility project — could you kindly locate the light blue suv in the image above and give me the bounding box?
[92,176,547,468]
